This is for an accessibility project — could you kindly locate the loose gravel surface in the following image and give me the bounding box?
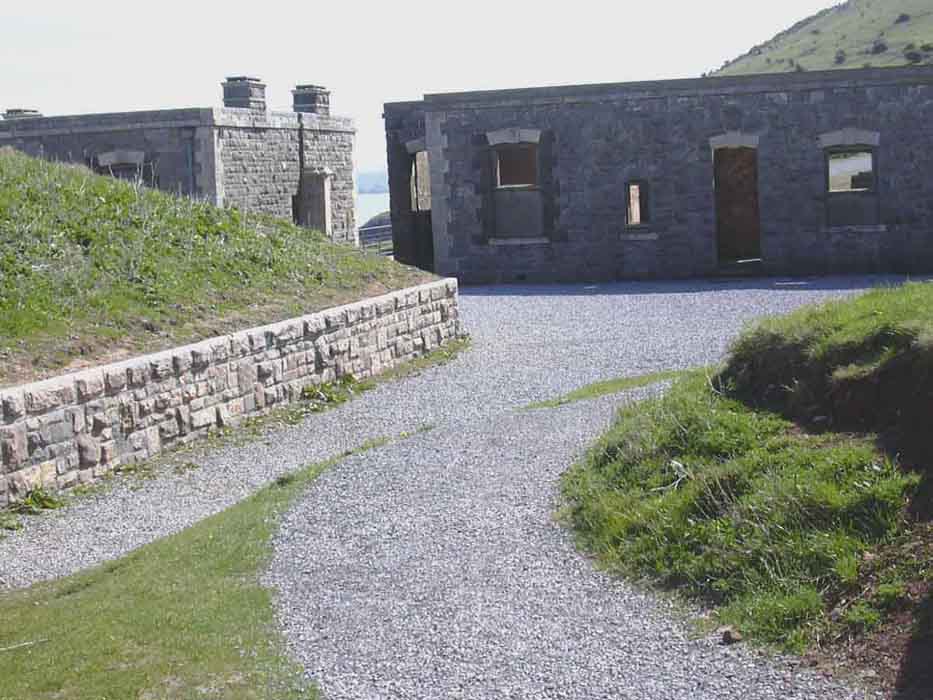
[1,277,895,696]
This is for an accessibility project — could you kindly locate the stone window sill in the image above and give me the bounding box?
[619,231,659,241]
[823,225,888,234]
[488,237,550,246]
[495,185,539,192]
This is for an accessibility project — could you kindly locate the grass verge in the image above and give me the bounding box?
[563,282,933,696]
[0,438,390,700]
[0,148,433,388]
[562,371,919,652]
[525,369,685,409]
[721,281,933,513]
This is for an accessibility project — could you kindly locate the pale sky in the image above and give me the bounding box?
[1,0,835,172]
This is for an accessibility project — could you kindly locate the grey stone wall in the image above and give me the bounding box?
[301,114,357,246]
[387,65,933,282]
[214,110,302,220]
[0,279,460,506]
[0,109,215,197]
[0,97,357,246]
[384,103,431,268]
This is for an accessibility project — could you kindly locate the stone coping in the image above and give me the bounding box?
[392,65,933,110]
[0,108,355,137]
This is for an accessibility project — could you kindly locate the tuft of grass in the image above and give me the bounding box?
[0,512,22,532]
[561,370,919,651]
[300,375,370,413]
[363,336,472,386]
[0,436,394,700]
[9,488,65,515]
[526,369,685,409]
[0,148,433,388]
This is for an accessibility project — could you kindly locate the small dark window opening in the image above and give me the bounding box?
[827,150,875,193]
[496,144,538,188]
[626,182,649,226]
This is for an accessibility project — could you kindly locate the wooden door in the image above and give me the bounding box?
[715,147,762,263]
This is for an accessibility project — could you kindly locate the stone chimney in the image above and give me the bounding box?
[3,108,42,120]
[222,77,266,111]
[292,85,330,116]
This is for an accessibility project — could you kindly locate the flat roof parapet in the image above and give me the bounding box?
[3,108,42,120]
[406,64,933,109]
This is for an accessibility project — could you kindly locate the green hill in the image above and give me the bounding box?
[716,0,933,76]
[0,148,429,388]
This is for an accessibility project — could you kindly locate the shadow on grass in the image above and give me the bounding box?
[895,586,933,700]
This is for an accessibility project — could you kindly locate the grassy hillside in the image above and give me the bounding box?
[563,282,933,697]
[0,148,430,388]
[717,0,933,75]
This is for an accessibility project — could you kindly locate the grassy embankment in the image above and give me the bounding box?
[0,148,431,388]
[716,0,933,75]
[562,283,932,695]
[0,444,385,700]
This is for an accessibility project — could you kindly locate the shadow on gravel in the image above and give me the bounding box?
[459,275,917,298]
[894,587,933,700]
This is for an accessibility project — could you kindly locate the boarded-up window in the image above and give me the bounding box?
[828,150,875,192]
[626,182,649,225]
[496,144,538,187]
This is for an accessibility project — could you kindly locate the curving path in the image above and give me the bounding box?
[264,277,889,700]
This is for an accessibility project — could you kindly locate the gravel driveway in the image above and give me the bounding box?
[1,276,892,697]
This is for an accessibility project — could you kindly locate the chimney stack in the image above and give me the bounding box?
[222,77,266,111]
[3,108,42,120]
[292,85,330,116]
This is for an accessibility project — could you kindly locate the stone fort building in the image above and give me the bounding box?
[1,77,357,245]
[385,65,933,282]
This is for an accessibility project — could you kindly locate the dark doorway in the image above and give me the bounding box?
[410,151,434,271]
[714,147,762,264]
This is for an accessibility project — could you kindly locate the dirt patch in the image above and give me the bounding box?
[805,522,933,699]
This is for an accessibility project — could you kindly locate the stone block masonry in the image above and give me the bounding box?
[0,280,460,506]
[387,65,933,282]
[0,78,357,246]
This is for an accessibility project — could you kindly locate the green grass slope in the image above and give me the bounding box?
[716,0,933,76]
[563,282,933,696]
[0,148,430,388]
[0,449,357,700]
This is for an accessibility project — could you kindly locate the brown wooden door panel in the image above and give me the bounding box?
[715,147,762,262]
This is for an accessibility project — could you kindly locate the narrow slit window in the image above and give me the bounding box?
[496,144,538,188]
[828,150,875,193]
[626,182,649,226]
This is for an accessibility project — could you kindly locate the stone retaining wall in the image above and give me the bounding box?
[0,279,460,506]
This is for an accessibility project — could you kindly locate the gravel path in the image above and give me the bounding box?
[0,277,891,697]
[268,387,867,699]
[260,276,890,700]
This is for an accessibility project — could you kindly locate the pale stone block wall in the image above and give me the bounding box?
[0,279,460,506]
